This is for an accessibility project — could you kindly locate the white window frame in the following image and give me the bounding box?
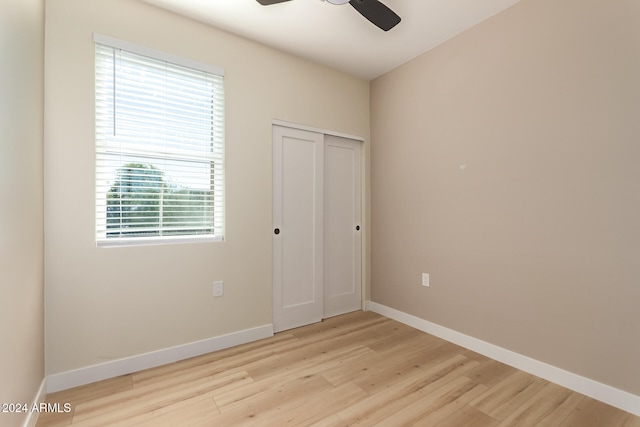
[94,34,225,247]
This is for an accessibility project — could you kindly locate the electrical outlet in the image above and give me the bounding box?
[422,273,430,287]
[213,281,224,297]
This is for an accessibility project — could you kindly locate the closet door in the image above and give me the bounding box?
[272,126,324,333]
[323,135,362,318]
[273,125,362,333]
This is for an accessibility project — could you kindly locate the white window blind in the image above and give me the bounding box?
[94,35,225,246]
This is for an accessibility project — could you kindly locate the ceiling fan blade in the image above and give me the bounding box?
[349,0,401,31]
[256,0,292,5]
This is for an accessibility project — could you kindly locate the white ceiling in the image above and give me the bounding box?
[142,0,523,81]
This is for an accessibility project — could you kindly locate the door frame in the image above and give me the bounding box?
[272,120,365,145]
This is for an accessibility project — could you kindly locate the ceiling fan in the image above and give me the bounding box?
[256,0,401,32]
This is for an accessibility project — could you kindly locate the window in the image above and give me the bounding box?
[94,35,224,246]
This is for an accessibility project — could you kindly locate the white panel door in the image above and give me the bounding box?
[272,126,324,333]
[323,135,362,318]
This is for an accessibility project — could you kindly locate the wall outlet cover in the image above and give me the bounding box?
[213,281,224,297]
[422,273,430,287]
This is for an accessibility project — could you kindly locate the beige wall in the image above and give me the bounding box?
[44,0,369,375]
[0,0,45,425]
[371,0,640,395]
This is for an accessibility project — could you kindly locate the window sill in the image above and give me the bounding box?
[97,234,223,248]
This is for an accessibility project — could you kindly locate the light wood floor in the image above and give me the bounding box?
[37,311,640,426]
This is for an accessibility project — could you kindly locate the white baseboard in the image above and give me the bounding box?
[46,324,274,393]
[22,377,47,427]
[368,302,640,417]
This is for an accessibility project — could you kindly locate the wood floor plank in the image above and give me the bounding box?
[310,415,349,427]
[464,359,519,388]
[365,320,436,353]
[495,382,584,427]
[320,345,389,387]
[351,340,465,395]
[337,355,481,425]
[211,375,334,424]
[33,405,74,427]
[71,368,248,425]
[412,383,489,427]
[78,395,220,427]
[469,370,548,420]
[219,344,370,410]
[36,311,639,427]
[434,404,499,427]
[559,396,640,427]
[46,375,132,406]
[288,311,387,340]
[371,376,486,426]
[261,383,367,426]
[244,341,371,382]
[214,374,333,413]
[37,375,133,427]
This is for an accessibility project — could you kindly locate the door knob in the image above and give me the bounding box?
[355,225,360,231]
[274,228,280,235]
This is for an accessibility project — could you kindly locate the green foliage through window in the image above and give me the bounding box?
[107,163,213,237]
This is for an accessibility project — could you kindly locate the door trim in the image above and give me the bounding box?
[272,119,365,143]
